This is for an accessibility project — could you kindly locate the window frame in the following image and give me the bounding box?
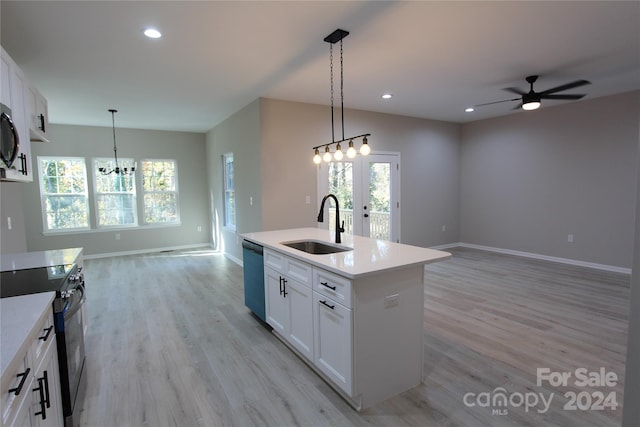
[140,158,180,225]
[222,153,236,230]
[92,157,139,229]
[37,156,91,233]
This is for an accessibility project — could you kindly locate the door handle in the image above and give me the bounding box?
[8,368,30,395]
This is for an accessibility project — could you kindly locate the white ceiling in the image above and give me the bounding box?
[1,1,639,133]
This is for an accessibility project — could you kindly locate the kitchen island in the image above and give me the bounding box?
[241,227,450,410]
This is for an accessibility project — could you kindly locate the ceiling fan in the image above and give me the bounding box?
[472,75,591,111]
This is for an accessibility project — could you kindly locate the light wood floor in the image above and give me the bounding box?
[79,247,629,427]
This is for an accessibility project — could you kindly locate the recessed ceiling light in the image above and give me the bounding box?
[143,28,162,39]
[381,93,393,99]
[465,107,474,112]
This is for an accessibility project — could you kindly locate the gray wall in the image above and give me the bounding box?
[16,123,210,256]
[460,91,640,269]
[622,116,640,427]
[206,99,262,262]
[0,181,27,253]
[208,97,461,260]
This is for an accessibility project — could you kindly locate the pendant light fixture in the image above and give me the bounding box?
[99,109,136,175]
[312,29,370,164]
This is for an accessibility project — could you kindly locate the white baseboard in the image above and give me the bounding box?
[225,252,243,267]
[83,243,215,260]
[453,242,631,275]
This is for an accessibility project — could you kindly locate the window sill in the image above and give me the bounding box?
[43,222,182,236]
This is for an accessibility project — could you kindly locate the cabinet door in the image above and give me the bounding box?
[286,279,313,360]
[264,266,288,335]
[313,291,353,396]
[32,342,63,427]
[27,85,49,142]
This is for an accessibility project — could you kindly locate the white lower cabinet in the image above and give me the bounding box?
[2,308,63,427]
[312,291,352,396]
[264,251,314,361]
[263,248,425,411]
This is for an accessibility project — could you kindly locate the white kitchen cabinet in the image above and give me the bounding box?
[312,290,352,396]
[26,85,49,143]
[1,296,63,427]
[29,334,62,427]
[1,47,33,182]
[264,249,314,361]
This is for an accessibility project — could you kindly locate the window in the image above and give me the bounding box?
[93,158,137,227]
[38,157,90,231]
[222,153,235,229]
[141,159,179,224]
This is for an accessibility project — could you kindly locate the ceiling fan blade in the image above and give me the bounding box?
[474,98,520,107]
[540,94,586,100]
[539,80,591,95]
[503,87,526,95]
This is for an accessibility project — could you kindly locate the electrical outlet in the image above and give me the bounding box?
[441,225,446,232]
[7,216,12,230]
[197,225,202,232]
[568,234,574,243]
[250,196,253,206]
[115,233,121,240]
[306,196,311,204]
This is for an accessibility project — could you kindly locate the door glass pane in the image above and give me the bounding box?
[368,162,391,240]
[328,162,354,236]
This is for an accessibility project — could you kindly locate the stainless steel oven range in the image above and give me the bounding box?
[1,264,86,427]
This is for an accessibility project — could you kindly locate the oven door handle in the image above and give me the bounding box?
[64,282,85,320]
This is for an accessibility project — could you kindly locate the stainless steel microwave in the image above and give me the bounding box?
[1,102,20,169]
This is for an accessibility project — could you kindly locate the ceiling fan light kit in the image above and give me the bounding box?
[312,28,371,164]
[471,75,591,113]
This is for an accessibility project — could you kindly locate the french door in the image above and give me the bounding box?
[317,153,400,242]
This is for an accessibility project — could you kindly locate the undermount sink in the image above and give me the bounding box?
[281,240,352,255]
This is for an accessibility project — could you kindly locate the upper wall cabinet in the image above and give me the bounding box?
[0,46,49,182]
[27,84,49,142]
[1,47,32,182]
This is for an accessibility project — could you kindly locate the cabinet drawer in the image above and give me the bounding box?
[1,354,32,427]
[313,268,352,308]
[31,311,55,369]
[285,257,312,287]
[264,249,285,273]
[31,311,56,369]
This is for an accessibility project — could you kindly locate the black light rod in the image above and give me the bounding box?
[312,133,370,150]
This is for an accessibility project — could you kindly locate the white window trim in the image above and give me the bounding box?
[141,158,181,225]
[92,157,139,229]
[37,156,91,233]
[222,153,236,231]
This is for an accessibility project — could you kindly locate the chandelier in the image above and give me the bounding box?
[313,29,370,164]
[99,109,135,175]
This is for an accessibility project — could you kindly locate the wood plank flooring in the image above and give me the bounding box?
[78,247,629,427]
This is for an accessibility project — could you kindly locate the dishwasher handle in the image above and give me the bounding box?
[242,240,263,255]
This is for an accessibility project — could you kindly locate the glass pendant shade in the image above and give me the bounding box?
[346,140,357,158]
[323,146,332,162]
[359,136,371,156]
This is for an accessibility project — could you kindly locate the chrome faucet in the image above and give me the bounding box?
[317,194,345,244]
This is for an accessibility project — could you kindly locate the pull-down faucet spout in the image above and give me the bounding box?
[317,194,345,244]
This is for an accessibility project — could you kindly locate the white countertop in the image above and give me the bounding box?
[242,227,451,278]
[1,292,56,377]
[1,247,83,272]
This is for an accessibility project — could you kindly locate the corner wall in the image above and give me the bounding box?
[206,99,262,263]
[460,91,640,269]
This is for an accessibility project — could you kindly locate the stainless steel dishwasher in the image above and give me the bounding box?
[242,239,266,322]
